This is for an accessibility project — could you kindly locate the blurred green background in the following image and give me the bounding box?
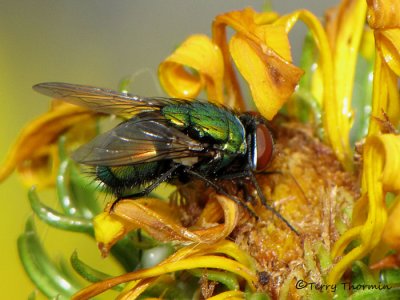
[0,1,333,298]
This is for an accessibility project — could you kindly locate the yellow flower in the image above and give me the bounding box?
[88,5,367,298]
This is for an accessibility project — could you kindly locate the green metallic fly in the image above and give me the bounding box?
[33,82,298,235]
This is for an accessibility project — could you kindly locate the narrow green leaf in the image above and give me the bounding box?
[70,251,123,291]
[57,159,94,219]
[348,286,400,300]
[69,163,102,215]
[110,233,141,272]
[188,269,240,291]
[246,292,271,300]
[352,261,377,286]
[28,186,93,234]
[380,269,400,285]
[350,54,373,146]
[18,217,81,299]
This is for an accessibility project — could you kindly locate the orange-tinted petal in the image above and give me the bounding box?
[229,33,303,119]
[213,8,303,118]
[367,0,400,29]
[375,29,400,76]
[383,195,400,249]
[73,241,256,299]
[158,34,224,104]
[0,102,94,188]
[95,196,239,254]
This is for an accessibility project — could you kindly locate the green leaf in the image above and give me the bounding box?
[57,158,97,219]
[188,269,240,291]
[18,217,82,299]
[380,268,400,285]
[109,232,141,272]
[295,31,322,125]
[70,251,123,291]
[348,286,400,300]
[352,261,377,286]
[350,53,373,146]
[28,186,93,234]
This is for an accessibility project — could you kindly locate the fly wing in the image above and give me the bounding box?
[33,82,184,118]
[72,112,207,166]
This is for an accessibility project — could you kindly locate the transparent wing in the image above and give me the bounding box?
[33,82,184,118]
[72,112,207,166]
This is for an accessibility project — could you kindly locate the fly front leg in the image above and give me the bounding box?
[184,168,259,220]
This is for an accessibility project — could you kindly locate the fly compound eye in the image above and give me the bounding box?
[255,123,274,171]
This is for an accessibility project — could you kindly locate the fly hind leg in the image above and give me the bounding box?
[110,164,181,211]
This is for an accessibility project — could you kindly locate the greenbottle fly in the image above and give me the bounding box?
[33,82,298,234]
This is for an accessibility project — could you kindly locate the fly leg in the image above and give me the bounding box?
[236,180,256,204]
[247,171,299,236]
[218,170,299,235]
[111,164,181,210]
[184,169,259,220]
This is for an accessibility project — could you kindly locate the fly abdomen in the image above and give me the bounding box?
[96,161,169,195]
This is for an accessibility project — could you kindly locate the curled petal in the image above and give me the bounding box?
[367,0,400,29]
[375,134,400,191]
[277,9,356,167]
[159,34,224,103]
[74,241,256,299]
[229,33,303,120]
[213,8,303,118]
[368,50,400,135]
[118,240,254,299]
[192,195,239,243]
[94,196,239,254]
[73,255,256,300]
[0,102,94,187]
[328,133,400,284]
[93,212,132,257]
[383,195,400,249]
[375,29,400,76]
[97,198,200,251]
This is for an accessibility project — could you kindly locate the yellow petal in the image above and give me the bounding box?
[73,255,256,299]
[207,291,244,300]
[213,8,303,118]
[229,33,303,120]
[159,34,224,104]
[98,196,239,249]
[325,0,368,169]
[375,29,400,76]
[0,103,94,187]
[368,49,400,135]
[328,133,400,284]
[212,8,257,110]
[377,134,400,190]
[192,195,239,243]
[111,198,201,244]
[383,195,400,248]
[367,0,400,29]
[93,211,132,257]
[276,9,356,168]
